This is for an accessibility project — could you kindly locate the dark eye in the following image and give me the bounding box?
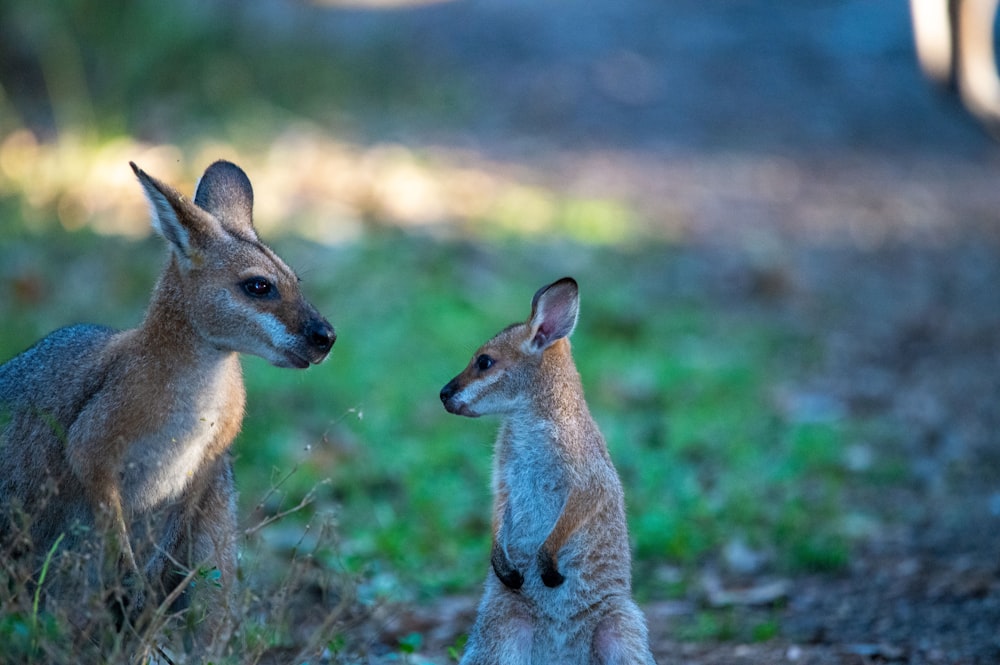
[241,277,274,298]
[475,354,494,371]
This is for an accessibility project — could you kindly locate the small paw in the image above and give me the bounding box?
[496,565,525,590]
[491,547,524,590]
[541,567,565,588]
[538,550,565,588]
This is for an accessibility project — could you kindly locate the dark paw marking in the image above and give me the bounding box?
[492,544,524,590]
[541,567,565,588]
[106,575,146,631]
[538,550,565,588]
[496,564,525,590]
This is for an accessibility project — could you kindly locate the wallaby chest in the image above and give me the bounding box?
[117,356,244,515]
[496,419,571,559]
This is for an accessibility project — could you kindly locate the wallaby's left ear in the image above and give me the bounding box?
[131,161,222,270]
[526,277,579,352]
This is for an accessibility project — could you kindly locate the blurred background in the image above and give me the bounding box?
[2,0,1000,662]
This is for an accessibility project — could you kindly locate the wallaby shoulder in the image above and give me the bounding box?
[0,324,117,412]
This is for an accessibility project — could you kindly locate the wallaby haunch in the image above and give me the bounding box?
[0,160,335,647]
[440,277,655,665]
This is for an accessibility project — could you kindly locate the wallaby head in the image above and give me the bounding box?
[440,277,579,418]
[131,160,335,368]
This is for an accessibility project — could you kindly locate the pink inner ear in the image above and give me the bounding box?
[531,330,548,349]
[531,316,559,349]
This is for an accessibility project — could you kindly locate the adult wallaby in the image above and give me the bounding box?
[0,160,335,645]
[440,277,655,665]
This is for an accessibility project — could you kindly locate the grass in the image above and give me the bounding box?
[0,492,360,664]
[0,225,871,609]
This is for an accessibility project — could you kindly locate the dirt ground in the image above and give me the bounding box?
[366,231,1000,665]
[298,1,1000,662]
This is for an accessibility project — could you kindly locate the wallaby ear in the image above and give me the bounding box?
[193,160,257,240]
[526,277,579,353]
[130,162,219,268]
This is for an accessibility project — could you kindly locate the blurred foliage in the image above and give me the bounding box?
[0,0,469,144]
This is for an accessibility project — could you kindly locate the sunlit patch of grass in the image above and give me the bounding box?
[486,186,635,244]
[0,128,645,250]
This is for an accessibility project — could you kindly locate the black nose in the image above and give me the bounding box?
[306,319,336,353]
[440,380,457,404]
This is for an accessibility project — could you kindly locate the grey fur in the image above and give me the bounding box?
[442,278,656,665]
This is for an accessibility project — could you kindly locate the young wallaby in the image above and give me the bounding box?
[0,160,335,646]
[440,277,656,665]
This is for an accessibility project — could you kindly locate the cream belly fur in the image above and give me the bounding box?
[119,359,240,515]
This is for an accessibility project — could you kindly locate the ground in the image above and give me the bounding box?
[349,2,1000,662]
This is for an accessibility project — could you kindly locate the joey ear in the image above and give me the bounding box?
[131,162,219,268]
[526,277,579,352]
[193,160,257,240]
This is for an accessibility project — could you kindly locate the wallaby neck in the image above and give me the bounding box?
[534,341,589,418]
[502,342,598,453]
[134,259,238,369]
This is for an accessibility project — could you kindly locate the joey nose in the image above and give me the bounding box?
[305,319,336,354]
[441,378,476,416]
[439,380,457,404]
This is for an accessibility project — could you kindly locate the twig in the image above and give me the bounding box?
[244,485,319,537]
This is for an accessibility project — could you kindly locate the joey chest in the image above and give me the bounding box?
[496,423,572,556]
[502,464,566,548]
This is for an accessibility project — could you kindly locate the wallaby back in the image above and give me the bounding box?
[0,160,336,655]
[441,277,655,665]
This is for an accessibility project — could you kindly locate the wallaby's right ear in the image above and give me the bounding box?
[525,277,579,353]
[131,162,219,269]
[192,160,257,240]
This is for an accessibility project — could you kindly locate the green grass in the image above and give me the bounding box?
[0,213,876,612]
[0,225,873,605]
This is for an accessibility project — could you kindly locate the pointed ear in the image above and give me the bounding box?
[131,162,219,268]
[526,277,579,353]
[193,160,257,240]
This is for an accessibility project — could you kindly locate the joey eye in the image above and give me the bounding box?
[475,354,495,371]
[241,277,275,298]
